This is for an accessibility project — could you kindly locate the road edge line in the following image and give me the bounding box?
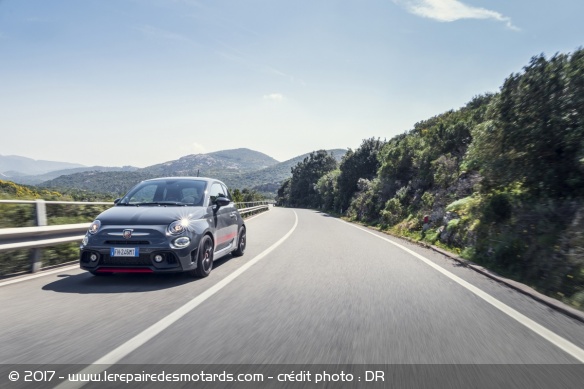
[338,218,584,364]
[0,264,80,288]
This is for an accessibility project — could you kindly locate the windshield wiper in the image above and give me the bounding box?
[136,202,187,206]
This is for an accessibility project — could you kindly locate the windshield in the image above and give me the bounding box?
[118,179,207,206]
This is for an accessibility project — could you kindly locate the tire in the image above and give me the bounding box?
[232,226,246,257]
[191,235,214,278]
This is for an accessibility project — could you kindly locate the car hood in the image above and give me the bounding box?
[95,206,208,225]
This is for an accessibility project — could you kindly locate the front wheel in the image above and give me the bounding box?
[232,226,246,257]
[190,235,214,278]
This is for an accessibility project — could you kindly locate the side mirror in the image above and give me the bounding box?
[114,198,121,205]
[214,197,230,208]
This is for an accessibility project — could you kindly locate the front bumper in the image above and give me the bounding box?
[79,225,201,273]
[80,246,198,273]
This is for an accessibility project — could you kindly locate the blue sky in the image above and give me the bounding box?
[1,0,582,167]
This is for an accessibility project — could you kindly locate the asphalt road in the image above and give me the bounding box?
[1,207,583,387]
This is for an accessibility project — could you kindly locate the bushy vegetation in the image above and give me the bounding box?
[277,150,338,208]
[0,180,114,228]
[277,48,584,309]
[231,188,266,203]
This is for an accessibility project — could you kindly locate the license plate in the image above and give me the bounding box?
[110,247,139,257]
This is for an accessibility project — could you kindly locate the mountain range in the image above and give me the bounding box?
[0,155,87,177]
[1,148,347,196]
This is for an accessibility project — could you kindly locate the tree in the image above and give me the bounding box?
[276,178,291,206]
[315,169,340,211]
[287,150,338,208]
[490,51,584,198]
[336,138,385,212]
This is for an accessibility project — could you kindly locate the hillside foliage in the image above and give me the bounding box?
[277,49,584,309]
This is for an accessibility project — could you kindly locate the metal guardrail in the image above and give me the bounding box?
[0,200,113,205]
[0,223,91,252]
[237,204,271,216]
[0,199,270,272]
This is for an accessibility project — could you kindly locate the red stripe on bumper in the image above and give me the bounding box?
[97,268,153,273]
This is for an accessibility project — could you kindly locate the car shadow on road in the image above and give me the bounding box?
[41,255,235,294]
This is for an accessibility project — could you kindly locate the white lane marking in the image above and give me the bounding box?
[0,264,79,287]
[339,219,584,364]
[55,210,298,389]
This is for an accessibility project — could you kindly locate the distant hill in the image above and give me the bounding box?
[5,148,274,186]
[38,148,347,196]
[8,165,139,185]
[143,148,279,176]
[0,155,85,176]
[40,170,156,196]
[231,148,347,193]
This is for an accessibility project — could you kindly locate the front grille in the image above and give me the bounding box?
[101,255,152,266]
[166,254,178,265]
[80,252,92,263]
[104,240,150,245]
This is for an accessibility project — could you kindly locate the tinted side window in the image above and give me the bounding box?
[221,184,231,201]
[209,183,225,204]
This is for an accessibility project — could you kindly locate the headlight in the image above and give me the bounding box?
[88,220,101,235]
[173,237,191,248]
[167,219,188,235]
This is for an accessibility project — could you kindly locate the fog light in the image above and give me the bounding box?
[154,254,164,263]
[173,237,190,248]
[90,253,98,262]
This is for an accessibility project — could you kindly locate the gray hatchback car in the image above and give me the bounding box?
[80,177,246,277]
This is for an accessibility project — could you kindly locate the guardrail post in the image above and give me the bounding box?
[30,199,47,273]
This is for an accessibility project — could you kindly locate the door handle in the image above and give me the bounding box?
[230,212,237,218]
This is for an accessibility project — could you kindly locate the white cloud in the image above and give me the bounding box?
[395,0,519,30]
[263,93,285,102]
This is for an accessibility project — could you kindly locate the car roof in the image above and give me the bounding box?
[141,177,225,185]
